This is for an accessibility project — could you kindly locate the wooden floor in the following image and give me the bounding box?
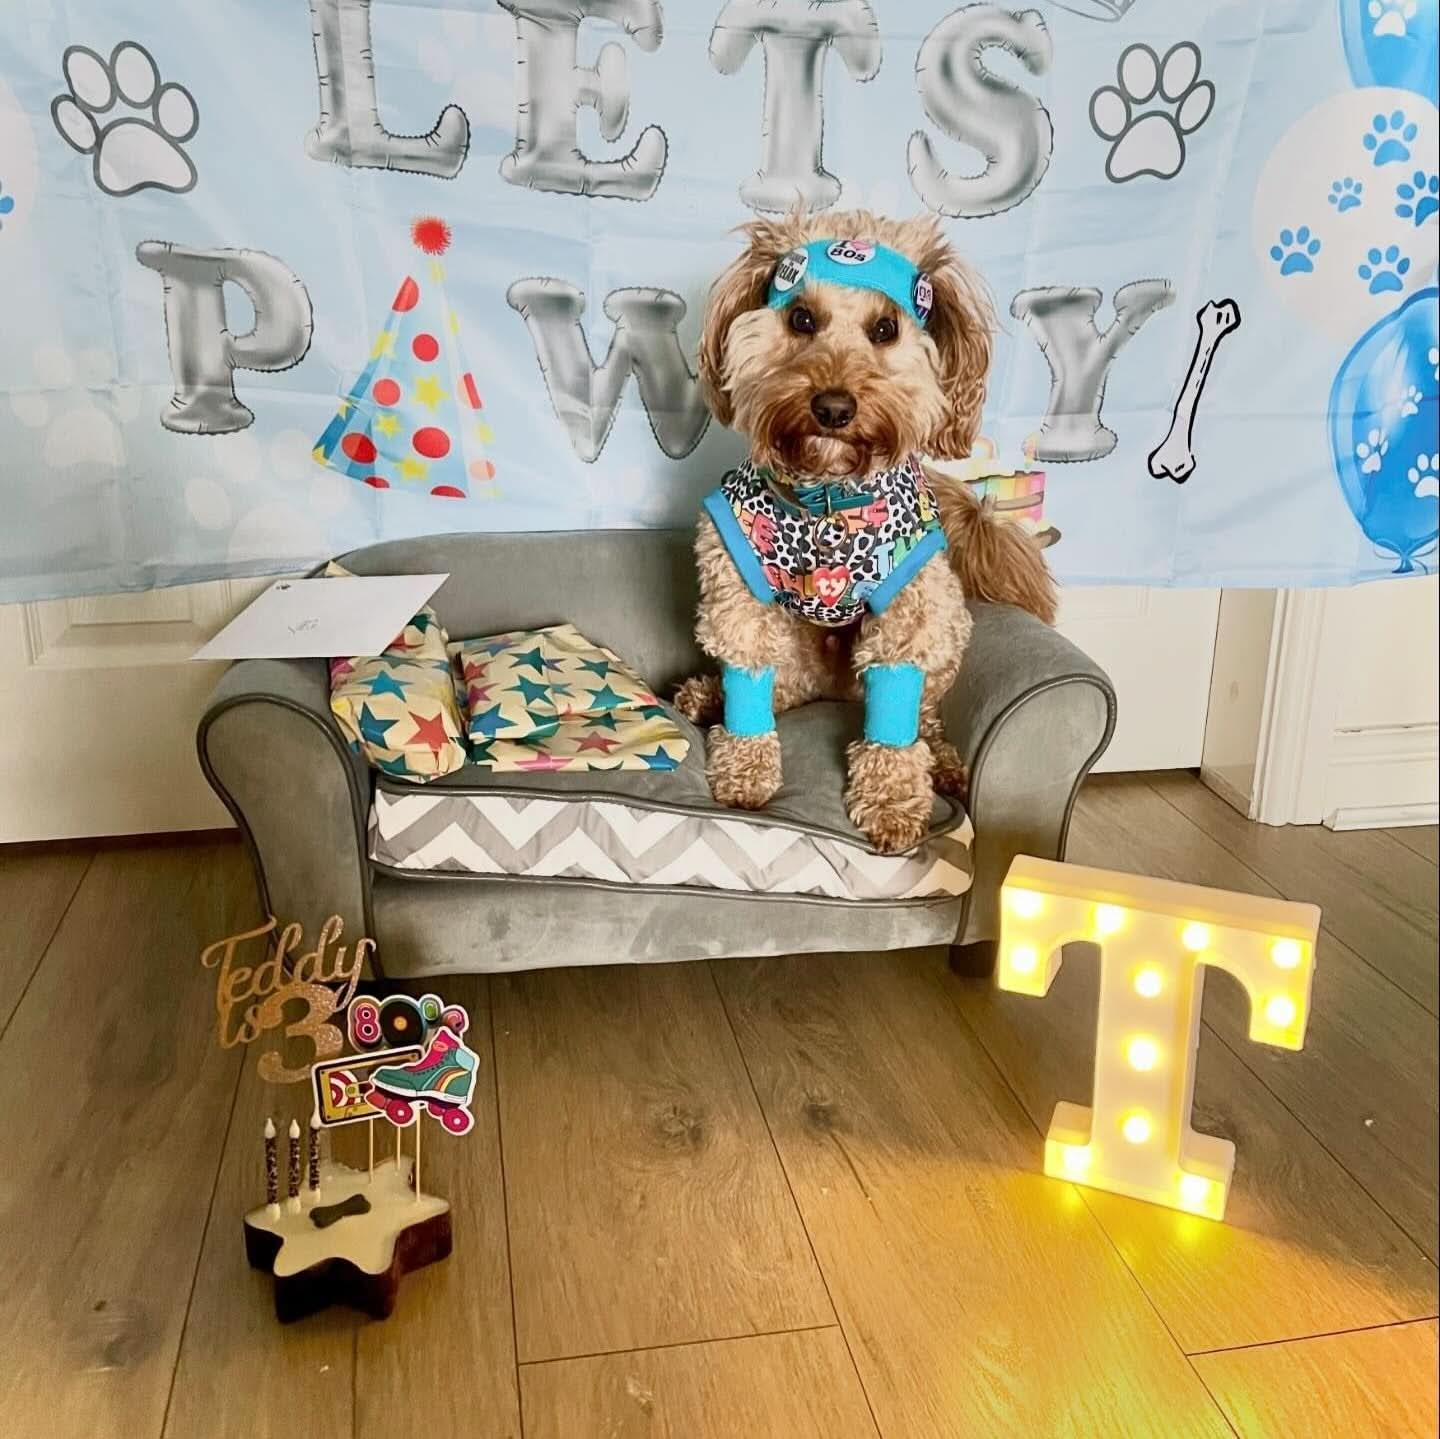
[2,772,1436,1439]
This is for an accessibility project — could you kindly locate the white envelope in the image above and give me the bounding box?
[193,574,449,660]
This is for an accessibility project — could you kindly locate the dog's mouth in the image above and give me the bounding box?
[745,392,906,480]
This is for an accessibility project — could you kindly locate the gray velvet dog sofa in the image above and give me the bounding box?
[197,531,1115,979]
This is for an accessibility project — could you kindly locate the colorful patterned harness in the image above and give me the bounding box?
[701,457,947,628]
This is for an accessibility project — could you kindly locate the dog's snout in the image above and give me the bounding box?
[810,390,857,430]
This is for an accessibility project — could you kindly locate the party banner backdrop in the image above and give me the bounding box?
[0,0,1436,602]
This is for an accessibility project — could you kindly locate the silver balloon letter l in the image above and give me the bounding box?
[305,0,470,178]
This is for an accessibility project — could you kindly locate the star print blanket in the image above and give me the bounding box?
[449,624,688,773]
[326,564,469,782]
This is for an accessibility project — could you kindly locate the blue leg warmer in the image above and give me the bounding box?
[863,663,924,747]
[722,663,776,737]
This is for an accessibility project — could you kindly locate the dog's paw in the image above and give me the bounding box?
[845,739,933,853]
[708,726,782,810]
[929,738,969,800]
[674,673,723,725]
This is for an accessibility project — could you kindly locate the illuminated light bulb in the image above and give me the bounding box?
[1008,888,1044,919]
[1009,945,1039,975]
[1134,967,1164,999]
[1271,938,1302,970]
[1180,922,1210,952]
[1178,1173,1212,1209]
[1094,904,1126,935]
[1121,1112,1152,1144]
[1061,1144,1092,1177]
[1265,995,1298,1027]
[1127,1037,1160,1072]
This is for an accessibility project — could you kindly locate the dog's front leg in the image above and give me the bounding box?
[692,518,799,810]
[848,556,965,853]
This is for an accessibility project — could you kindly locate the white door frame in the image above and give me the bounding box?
[1202,586,1439,830]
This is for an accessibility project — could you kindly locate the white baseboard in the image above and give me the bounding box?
[1321,722,1439,831]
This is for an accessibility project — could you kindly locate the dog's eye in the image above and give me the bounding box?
[788,306,817,335]
[869,315,899,345]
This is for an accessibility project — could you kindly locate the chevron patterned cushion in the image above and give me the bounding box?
[368,703,973,903]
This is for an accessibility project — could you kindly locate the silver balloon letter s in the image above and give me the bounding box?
[1011,280,1174,461]
[499,0,666,200]
[710,0,881,214]
[306,0,470,178]
[136,242,314,435]
[908,5,1053,219]
[507,279,709,462]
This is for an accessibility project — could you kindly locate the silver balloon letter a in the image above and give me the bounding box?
[506,279,710,462]
[909,5,1053,219]
[498,0,667,200]
[306,0,470,178]
[136,242,314,435]
[1011,280,1174,462]
[710,0,881,213]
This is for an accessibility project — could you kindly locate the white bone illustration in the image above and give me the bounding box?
[1148,298,1241,484]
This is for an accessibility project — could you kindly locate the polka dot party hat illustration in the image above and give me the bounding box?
[313,216,496,499]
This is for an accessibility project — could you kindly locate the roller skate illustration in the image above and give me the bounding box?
[363,1025,478,1134]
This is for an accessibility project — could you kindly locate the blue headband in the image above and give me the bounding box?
[767,239,933,328]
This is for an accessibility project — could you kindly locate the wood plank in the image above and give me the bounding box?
[1150,772,1438,1014]
[1071,774,1439,1266]
[715,950,1233,1439]
[0,843,251,1439]
[1194,1320,1439,1439]
[520,1328,878,1439]
[354,977,521,1439]
[493,962,833,1362]
[1386,825,1439,865]
[163,1054,356,1439]
[0,847,91,1032]
[956,945,1437,1353]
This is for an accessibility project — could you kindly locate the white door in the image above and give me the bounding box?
[1056,587,1221,773]
[0,580,263,842]
[0,578,1218,841]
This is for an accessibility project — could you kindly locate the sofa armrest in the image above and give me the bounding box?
[198,658,374,948]
[943,602,1116,968]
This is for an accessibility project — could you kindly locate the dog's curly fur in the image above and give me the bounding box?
[677,209,1057,853]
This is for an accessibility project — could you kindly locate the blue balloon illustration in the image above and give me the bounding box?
[1329,286,1440,573]
[1340,0,1439,104]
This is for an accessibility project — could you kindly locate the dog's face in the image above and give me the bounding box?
[699,210,994,480]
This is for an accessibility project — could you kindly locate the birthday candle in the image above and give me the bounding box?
[308,1114,322,1199]
[287,1119,302,1213]
[264,1118,280,1218]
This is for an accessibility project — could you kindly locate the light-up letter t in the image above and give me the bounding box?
[997,855,1319,1221]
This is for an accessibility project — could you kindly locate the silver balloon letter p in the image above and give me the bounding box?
[136,242,314,435]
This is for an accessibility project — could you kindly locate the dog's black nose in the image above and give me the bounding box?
[810,390,856,430]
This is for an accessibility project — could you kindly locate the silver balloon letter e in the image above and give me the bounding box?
[498,0,667,200]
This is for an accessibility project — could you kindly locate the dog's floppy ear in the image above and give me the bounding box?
[915,228,995,460]
[698,216,797,426]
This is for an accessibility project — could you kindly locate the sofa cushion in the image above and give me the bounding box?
[368,702,972,902]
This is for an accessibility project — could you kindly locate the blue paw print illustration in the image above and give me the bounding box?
[1363,111,1418,167]
[0,180,14,231]
[1357,244,1411,294]
[1394,171,1439,226]
[1270,226,1321,276]
[1329,177,1364,212]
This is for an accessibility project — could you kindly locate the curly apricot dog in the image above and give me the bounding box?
[675,211,1057,854]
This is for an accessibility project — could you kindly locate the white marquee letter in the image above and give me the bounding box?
[997,856,1319,1220]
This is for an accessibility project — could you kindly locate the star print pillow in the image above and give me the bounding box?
[325,563,468,782]
[448,624,688,773]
